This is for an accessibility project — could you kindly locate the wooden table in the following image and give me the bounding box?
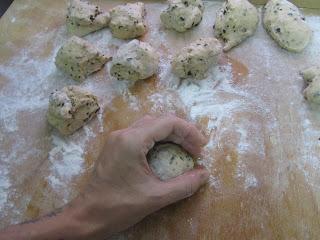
[1,0,320,239]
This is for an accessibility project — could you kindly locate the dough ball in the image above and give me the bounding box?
[214,0,259,51]
[263,0,312,52]
[304,76,320,104]
[55,36,109,81]
[47,86,100,135]
[172,37,222,79]
[147,143,195,181]
[66,0,110,37]
[301,66,320,84]
[110,40,159,81]
[160,0,204,32]
[109,2,146,39]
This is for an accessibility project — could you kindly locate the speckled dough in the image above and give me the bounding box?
[160,0,204,32]
[214,0,259,51]
[147,143,195,181]
[172,37,222,79]
[66,0,110,37]
[301,66,320,84]
[263,0,312,52]
[304,76,320,105]
[110,40,159,81]
[109,2,146,39]
[55,36,109,81]
[302,66,320,104]
[47,86,100,135]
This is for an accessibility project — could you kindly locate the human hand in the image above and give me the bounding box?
[69,115,210,239]
[0,116,209,240]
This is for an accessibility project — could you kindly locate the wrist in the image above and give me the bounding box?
[64,193,115,240]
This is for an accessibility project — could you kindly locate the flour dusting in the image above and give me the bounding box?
[1,0,320,233]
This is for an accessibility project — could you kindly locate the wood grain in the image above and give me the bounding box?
[1,1,320,240]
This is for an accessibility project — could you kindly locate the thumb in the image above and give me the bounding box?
[160,166,210,206]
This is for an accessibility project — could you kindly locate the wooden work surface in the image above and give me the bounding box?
[1,0,320,239]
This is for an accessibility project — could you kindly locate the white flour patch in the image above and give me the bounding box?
[244,173,258,190]
[0,23,125,214]
[148,92,178,114]
[0,168,11,212]
[47,131,90,202]
[48,135,84,181]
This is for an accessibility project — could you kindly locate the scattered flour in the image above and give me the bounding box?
[1,0,320,232]
[0,22,128,221]
[174,63,264,190]
[47,134,85,202]
[0,168,11,212]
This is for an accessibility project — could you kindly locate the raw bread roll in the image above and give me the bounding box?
[214,0,259,51]
[301,66,320,84]
[302,66,320,104]
[109,2,146,39]
[172,37,222,79]
[66,0,110,37]
[55,36,109,81]
[110,40,159,81]
[147,143,195,181]
[304,76,320,104]
[160,0,204,32]
[47,86,100,135]
[263,0,312,52]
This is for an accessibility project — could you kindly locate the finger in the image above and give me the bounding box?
[134,116,206,157]
[159,167,209,206]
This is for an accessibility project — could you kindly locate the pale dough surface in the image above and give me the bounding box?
[160,0,204,33]
[55,36,109,81]
[214,0,259,51]
[110,39,159,81]
[263,0,312,52]
[109,2,146,39]
[47,86,100,135]
[302,66,320,104]
[147,143,195,181]
[301,66,320,84]
[172,37,222,79]
[66,0,110,37]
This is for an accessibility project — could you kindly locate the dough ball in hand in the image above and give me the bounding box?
[55,36,109,81]
[160,0,204,33]
[110,40,159,81]
[301,66,320,84]
[109,2,147,39]
[172,37,222,79]
[147,143,195,181]
[263,0,312,52]
[214,0,259,51]
[47,86,100,135]
[304,76,320,105]
[66,0,110,37]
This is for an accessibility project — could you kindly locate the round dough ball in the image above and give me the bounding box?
[110,40,159,81]
[214,0,259,51]
[263,0,312,52]
[172,37,222,79]
[304,76,320,104]
[160,0,204,33]
[147,143,195,181]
